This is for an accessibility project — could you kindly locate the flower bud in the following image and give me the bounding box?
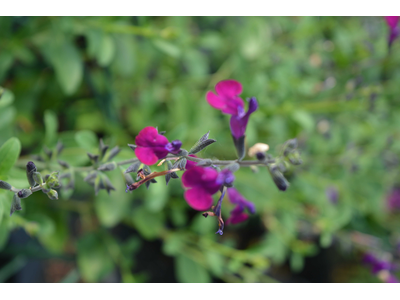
[56,141,64,156]
[107,146,121,161]
[26,161,37,187]
[32,172,43,186]
[0,180,12,190]
[268,164,289,191]
[283,138,298,156]
[98,162,116,172]
[46,171,60,188]
[41,184,51,193]
[10,194,22,216]
[287,150,302,165]
[47,189,58,200]
[17,188,32,199]
[165,140,182,154]
[99,139,109,158]
[248,143,270,160]
[87,153,99,164]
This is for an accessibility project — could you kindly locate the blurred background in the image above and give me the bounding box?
[1,16,400,283]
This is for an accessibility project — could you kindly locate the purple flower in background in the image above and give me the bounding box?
[326,186,339,205]
[206,80,258,159]
[385,16,400,48]
[134,127,182,165]
[362,252,397,282]
[387,188,400,211]
[226,188,255,225]
[227,205,249,224]
[182,166,222,211]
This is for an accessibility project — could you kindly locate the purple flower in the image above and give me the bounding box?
[134,126,182,165]
[362,253,396,274]
[385,16,400,47]
[229,97,258,139]
[226,188,255,225]
[182,166,222,211]
[387,188,400,211]
[206,80,258,139]
[226,205,249,225]
[184,155,199,170]
[181,166,234,211]
[386,274,400,283]
[326,186,339,205]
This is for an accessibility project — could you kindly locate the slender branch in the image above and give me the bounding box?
[183,155,274,167]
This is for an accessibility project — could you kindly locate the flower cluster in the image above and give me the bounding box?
[6,79,301,236]
[123,79,301,235]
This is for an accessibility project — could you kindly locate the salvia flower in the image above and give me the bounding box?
[226,188,255,224]
[385,16,400,48]
[206,80,258,160]
[387,188,400,211]
[134,127,182,165]
[362,253,396,274]
[181,166,222,211]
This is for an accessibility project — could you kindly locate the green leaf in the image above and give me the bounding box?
[114,35,135,76]
[75,130,98,152]
[0,88,14,108]
[44,39,83,95]
[175,255,211,283]
[0,107,16,130]
[77,233,114,282]
[44,110,58,147]
[131,207,164,240]
[0,193,5,226]
[98,35,115,67]
[153,40,181,58]
[0,137,21,179]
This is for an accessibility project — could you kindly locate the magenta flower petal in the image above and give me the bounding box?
[184,188,214,211]
[185,155,198,169]
[229,97,258,139]
[215,80,243,98]
[135,126,169,147]
[134,147,160,166]
[385,16,400,29]
[227,187,256,214]
[182,166,221,194]
[134,126,182,165]
[226,205,249,224]
[206,80,245,116]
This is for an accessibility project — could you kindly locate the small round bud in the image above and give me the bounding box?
[17,189,32,199]
[248,143,270,157]
[47,189,58,200]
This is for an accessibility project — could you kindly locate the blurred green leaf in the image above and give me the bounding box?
[0,137,21,179]
[175,255,211,283]
[75,130,98,152]
[42,38,83,95]
[77,233,114,282]
[44,110,58,147]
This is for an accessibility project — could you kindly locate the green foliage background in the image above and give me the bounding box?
[1,16,400,283]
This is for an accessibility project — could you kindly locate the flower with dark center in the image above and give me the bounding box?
[385,16,400,48]
[133,127,182,165]
[226,188,255,224]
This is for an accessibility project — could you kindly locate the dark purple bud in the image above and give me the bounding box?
[17,189,32,199]
[256,152,266,161]
[165,140,182,154]
[26,161,37,187]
